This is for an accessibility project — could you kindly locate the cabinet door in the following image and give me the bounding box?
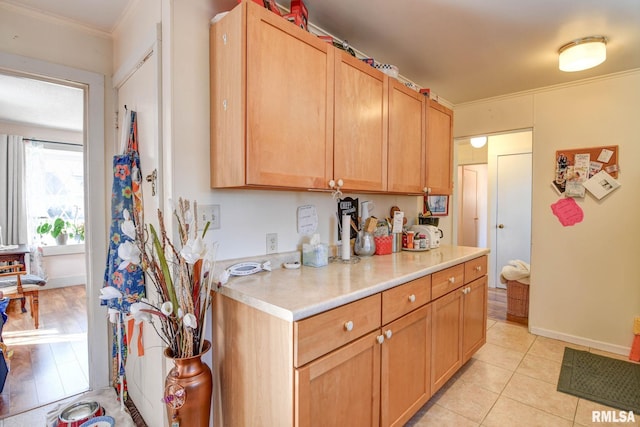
[246,3,333,189]
[295,331,381,427]
[387,80,424,194]
[431,288,463,393]
[462,275,487,363]
[334,52,387,192]
[381,304,431,427]
[425,100,453,195]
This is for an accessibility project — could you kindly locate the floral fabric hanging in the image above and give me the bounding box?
[102,109,146,400]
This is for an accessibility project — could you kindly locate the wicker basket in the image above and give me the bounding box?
[506,280,530,318]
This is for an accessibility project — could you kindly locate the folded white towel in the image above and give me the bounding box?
[500,259,530,285]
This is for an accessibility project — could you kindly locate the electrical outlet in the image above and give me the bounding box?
[266,233,278,254]
[199,204,221,231]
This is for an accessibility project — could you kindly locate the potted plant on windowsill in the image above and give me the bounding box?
[37,218,72,245]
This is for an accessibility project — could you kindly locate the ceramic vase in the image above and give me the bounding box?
[164,340,212,427]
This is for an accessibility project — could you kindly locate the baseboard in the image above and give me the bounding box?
[45,275,86,289]
[529,326,631,357]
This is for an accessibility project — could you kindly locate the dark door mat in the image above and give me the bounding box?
[557,347,640,414]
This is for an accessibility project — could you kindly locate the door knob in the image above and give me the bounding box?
[498,224,504,229]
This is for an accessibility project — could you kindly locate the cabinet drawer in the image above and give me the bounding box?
[431,264,465,300]
[382,275,431,325]
[294,294,381,367]
[464,256,487,284]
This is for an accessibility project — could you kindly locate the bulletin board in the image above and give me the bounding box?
[555,145,619,178]
[553,145,619,196]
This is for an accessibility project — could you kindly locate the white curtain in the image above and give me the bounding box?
[0,134,27,245]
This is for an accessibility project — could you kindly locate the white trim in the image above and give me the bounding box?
[43,275,86,289]
[41,244,85,257]
[0,51,109,390]
[530,326,631,357]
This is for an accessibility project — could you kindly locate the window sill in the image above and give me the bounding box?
[41,244,85,257]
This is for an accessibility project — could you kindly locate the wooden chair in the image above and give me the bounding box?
[0,264,46,329]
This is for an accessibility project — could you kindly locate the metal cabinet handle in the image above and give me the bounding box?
[384,330,393,340]
[376,335,385,344]
[448,277,456,283]
[475,265,482,272]
[408,294,416,303]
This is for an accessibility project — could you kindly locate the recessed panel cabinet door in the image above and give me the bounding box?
[425,100,453,195]
[463,276,487,363]
[381,304,431,427]
[431,288,463,393]
[388,80,424,194]
[246,5,333,188]
[334,52,387,192]
[295,331,381,427]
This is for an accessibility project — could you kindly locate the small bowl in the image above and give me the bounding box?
[79,415,115,427]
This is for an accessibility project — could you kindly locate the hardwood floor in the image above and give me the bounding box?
[0,285,88,418]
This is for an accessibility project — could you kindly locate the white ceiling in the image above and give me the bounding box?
[2,0,639,130]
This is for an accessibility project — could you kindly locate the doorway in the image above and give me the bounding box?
[0,51,109,409]
[455,130,532,289]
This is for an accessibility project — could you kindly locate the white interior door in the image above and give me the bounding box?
[495,153,532,288]
[461,167,478,246]
[114,44,164,427]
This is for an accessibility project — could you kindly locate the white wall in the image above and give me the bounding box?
[455,70,640,354]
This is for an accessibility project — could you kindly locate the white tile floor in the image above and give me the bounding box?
[406,319,639,427]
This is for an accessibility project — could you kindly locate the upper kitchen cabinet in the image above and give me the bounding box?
[425,100,454,195]
[334,51,388,192]
[387,79,424,194]
[210,1,333,189]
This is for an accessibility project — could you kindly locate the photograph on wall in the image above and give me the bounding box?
[427,195,449,216]
[582,171,621,200]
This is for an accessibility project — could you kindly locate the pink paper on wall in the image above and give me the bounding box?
[551,198,584,226]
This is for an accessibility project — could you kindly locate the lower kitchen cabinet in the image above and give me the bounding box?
[431,286,463,393]
[213,254,487,427]
[295,330,381,427]
[381,304,431,427]
[463,275,487,363]
[431,265,488,393]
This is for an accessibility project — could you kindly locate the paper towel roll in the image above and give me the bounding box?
[341,214,351,260]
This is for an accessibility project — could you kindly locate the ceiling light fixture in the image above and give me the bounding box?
[470,136,487,148]
[558,36,607,72]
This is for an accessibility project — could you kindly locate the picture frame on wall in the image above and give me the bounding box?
[427,195,449,216]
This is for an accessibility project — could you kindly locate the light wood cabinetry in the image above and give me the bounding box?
[387,79,425,194]
[381,304,431,427]
[431,256,487,393]
[334,51,388,192]
[294,294,381,367]
[210,1,333,189]
[425,99,454,195]
[462,275,487,363]
[213,255,486,427]
[431,285,464,393]
[211,2,449,195]
[296,330,381,427]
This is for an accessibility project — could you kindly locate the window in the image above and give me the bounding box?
[25,141,84,246]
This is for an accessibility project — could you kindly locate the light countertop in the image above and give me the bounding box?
[215,245,489,322]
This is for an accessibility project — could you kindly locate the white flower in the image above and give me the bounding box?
[180,237,207,264]
[118,240,141,269]
[161,301,173,316]
[108,308,120,324]
[178,308,184,319]
[121,209,136,240]
[130,301,152,324]
[183,313,197,329]
[99,286,123,300]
